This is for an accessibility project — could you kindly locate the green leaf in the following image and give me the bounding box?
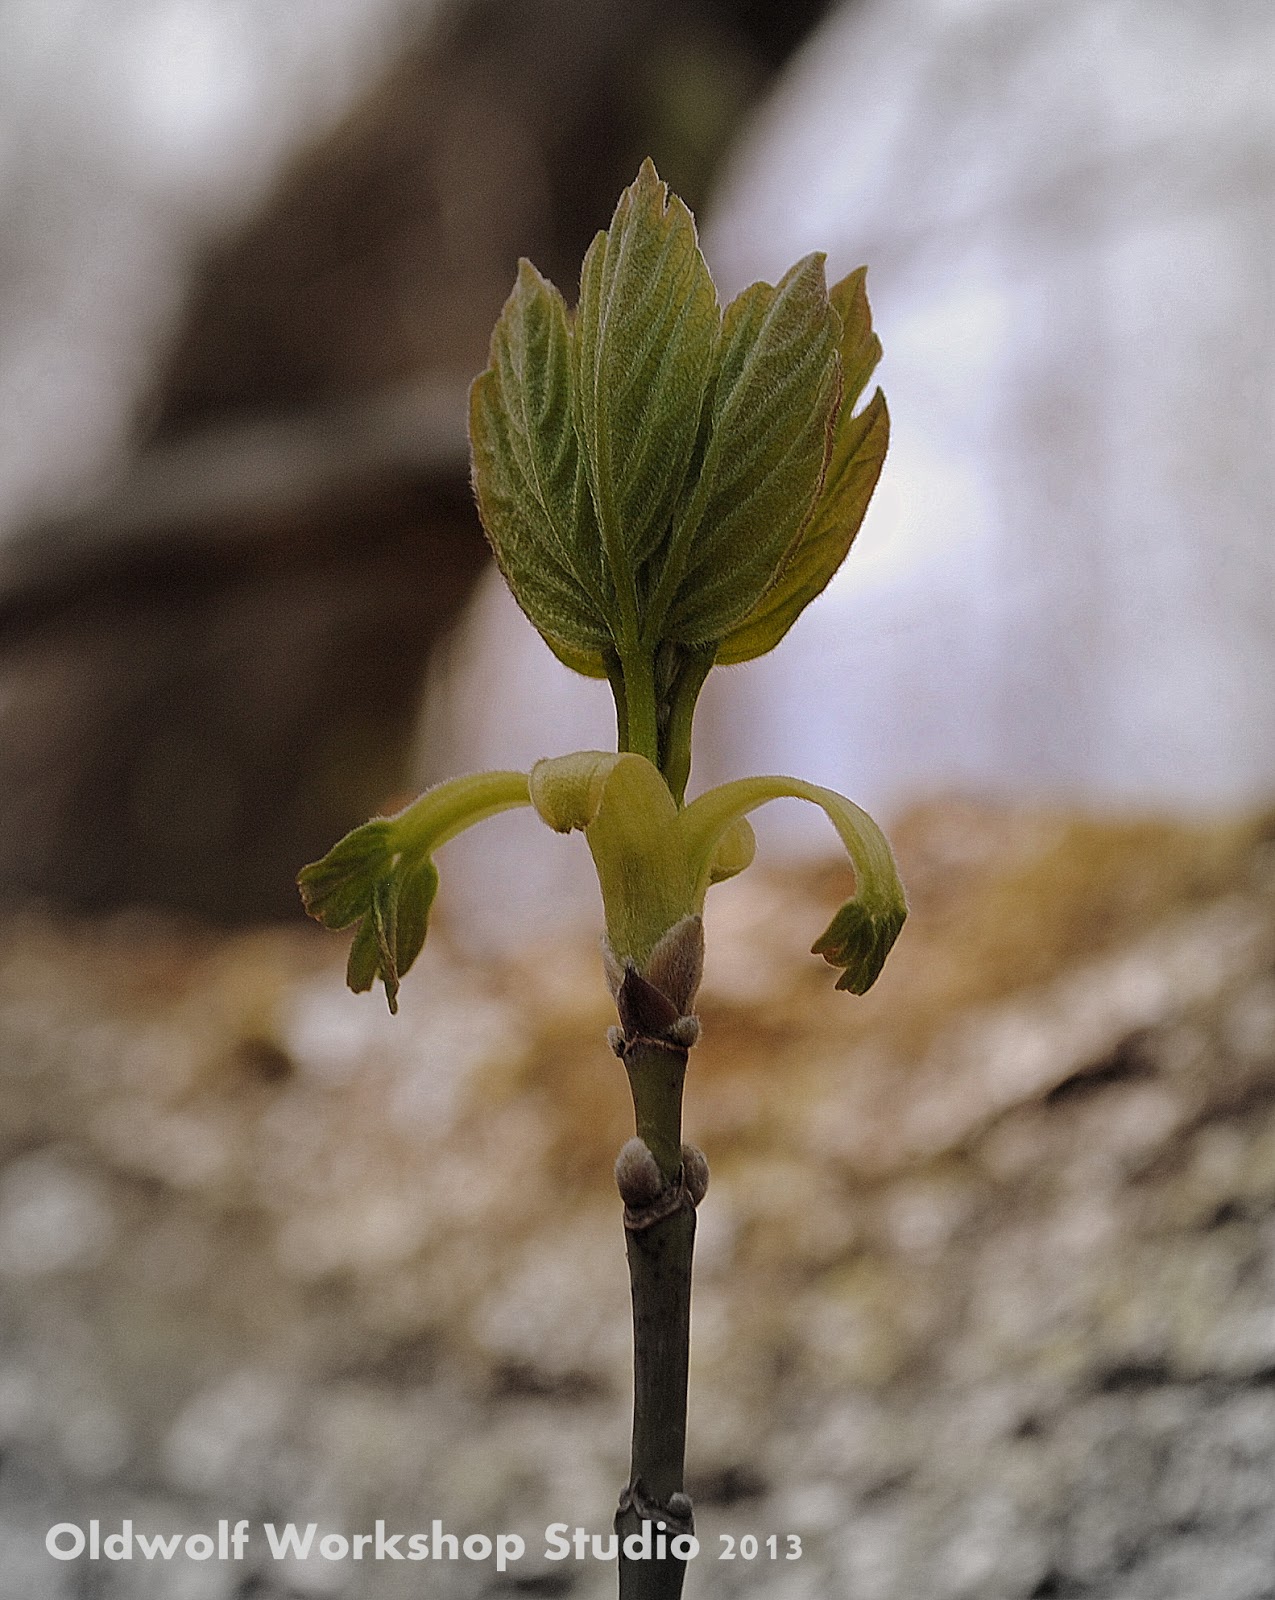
[572,158,720,641]
[659,253,841,646]
[470,260,611,659]
[297,818,393,929]
[369,875,400,1011]
[831,265,884,410]
[299,771,531,1011]
[394,855,441,985]
[810,894,901,996]
[541,632,610,679]
[718,267,889,665]
[346,912,382,996]
[679,774,906,993]
[351,859,440,1016]
[467,169,890,816]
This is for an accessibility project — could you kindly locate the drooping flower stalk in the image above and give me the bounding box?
[299,161,905,1599]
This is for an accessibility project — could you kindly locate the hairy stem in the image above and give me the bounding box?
[620,649,661,768]
[606,650,630,752]
[658,645,715,806]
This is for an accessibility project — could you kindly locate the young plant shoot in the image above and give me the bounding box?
[299,160,905,1600]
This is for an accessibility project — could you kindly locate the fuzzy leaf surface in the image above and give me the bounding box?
[718,267,888,663]
[470,260,611,659]
[660,253,840,646]
[572,159,719,635]
[296,818,393,930]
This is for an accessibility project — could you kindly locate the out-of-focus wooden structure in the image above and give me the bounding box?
[0,0,833,921]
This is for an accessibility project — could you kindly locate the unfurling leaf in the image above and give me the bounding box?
[810,894,900,995]
[658,253,841,646]
[573,158,719,625]
[346,857,440,1015]
[678,773,907,994]
[718,268,889,664]
[298,771,531,1012]
[306,165,907,1036]
[468,162,888,795]
[296,818,393,930]
[529,751,904,995]
[470,260,611,666]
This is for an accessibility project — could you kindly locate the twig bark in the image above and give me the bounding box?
[609,947,708,1600]
[617,1177,696,1600]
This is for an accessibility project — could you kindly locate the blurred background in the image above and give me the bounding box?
[1,1,1273,1596]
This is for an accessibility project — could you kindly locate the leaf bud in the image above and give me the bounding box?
[615,1138,665,1209]
[666,1493,693,1527]
[668,1016,700,1049]
[643,914,704,1014]
[680,1144,709,1207]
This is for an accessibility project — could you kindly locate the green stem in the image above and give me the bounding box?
[389,769,531,855]
[620,650,661,767]
[616,1039,695,1600]
[606,650,630,753]
[658,646,716,806]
